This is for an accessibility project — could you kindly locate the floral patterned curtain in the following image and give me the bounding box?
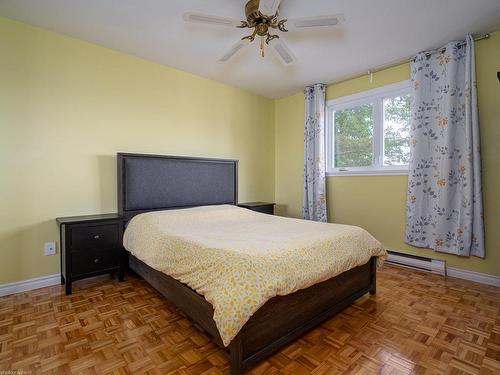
[302,84,327,222]
[406,35,484,257]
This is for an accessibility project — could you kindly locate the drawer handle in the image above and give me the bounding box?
[93,235,101,240]
[93,258,100,264]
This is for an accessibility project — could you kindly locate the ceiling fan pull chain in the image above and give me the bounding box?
[261,36,265,57]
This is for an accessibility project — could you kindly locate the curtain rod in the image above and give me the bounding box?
[420,33,490,58]
[328,33,490,86]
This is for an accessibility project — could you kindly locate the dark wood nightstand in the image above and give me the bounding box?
[56,214,125,295]
[238,202,275,215]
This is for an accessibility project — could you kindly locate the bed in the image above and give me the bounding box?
[117,152,386,374]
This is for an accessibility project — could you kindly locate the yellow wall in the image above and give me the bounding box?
[0,17,275,284]
[1,16,498,284]
[275,32,500,276]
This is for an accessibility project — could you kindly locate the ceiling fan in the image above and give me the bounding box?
[184,0,344,66]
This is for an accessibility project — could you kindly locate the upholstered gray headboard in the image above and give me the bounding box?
[117,153,238,221]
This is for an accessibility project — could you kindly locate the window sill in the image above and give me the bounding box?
[326,168,409,177]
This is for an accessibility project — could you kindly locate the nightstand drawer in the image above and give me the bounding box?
[57,214,124,294]
[71,224,119,251]
[71,249,119,276]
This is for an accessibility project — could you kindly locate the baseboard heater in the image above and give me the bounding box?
[386,250,447,276]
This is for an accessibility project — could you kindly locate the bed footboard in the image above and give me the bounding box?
[128,254,377,375]
[229,257,377,375]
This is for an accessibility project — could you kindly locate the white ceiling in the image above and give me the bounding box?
[1,0,499,99]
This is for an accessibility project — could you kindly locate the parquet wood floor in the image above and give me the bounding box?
[0,265,499,374]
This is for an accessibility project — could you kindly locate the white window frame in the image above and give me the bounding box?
[326,80,411,177]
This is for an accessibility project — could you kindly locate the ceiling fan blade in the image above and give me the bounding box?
[218,39,251,63]
[259,0,281,16]
[183,12,241,27]
[287,14,345,30]
[269,39,296,66]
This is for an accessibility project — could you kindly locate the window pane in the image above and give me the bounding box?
[334,104,374,168]
[383,94,411,166]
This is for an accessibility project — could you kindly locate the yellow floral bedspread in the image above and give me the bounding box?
[123,205,387,346]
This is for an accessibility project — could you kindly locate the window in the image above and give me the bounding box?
[326,81,412,176]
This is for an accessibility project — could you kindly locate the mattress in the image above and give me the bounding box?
[123,204,387,346]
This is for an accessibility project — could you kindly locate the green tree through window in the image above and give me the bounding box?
[334,104,374,168]
[384,95,411,166]
[330,87,412,172]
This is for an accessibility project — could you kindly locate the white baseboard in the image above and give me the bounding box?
[0,274,61,297]
[447,267,500,287]
[1,262,498,299]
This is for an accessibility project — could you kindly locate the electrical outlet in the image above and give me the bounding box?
[44,242,56,256]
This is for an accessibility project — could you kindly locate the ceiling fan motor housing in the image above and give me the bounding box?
[245,0,280,37]
[245,0,264,23]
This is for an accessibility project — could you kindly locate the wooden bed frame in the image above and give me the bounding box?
[117,153,377,375]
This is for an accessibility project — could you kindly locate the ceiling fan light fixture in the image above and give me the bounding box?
[182,1,345,64]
